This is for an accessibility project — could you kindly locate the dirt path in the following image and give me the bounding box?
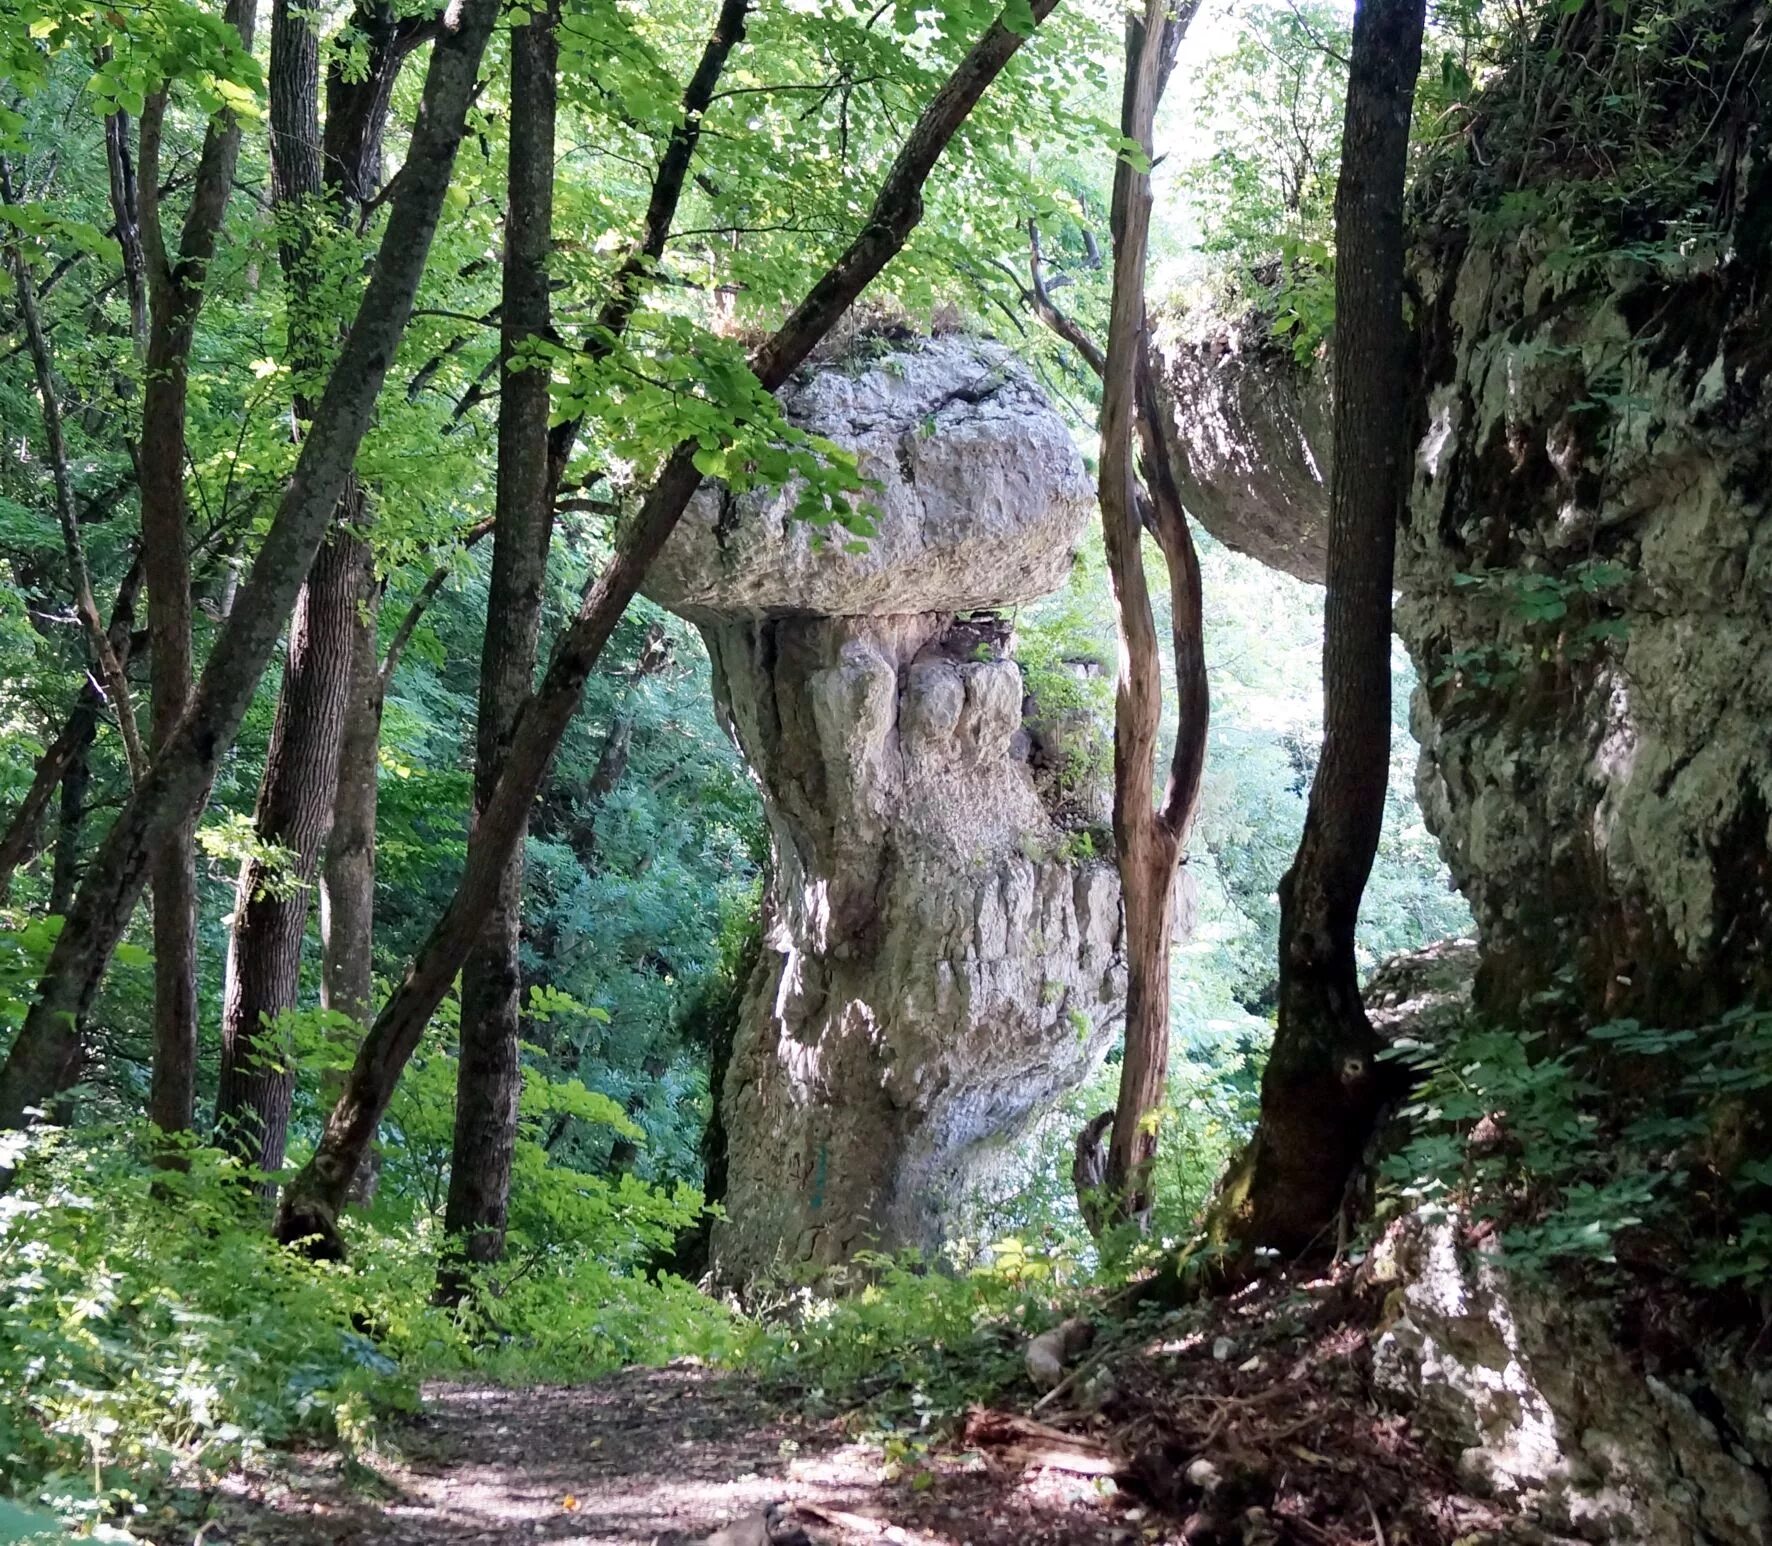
[208,1365,1135,1546]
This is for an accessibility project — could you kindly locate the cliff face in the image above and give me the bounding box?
[1398,1,1772,1024]
[644,336,1127,1280]
[1157,0,1771,1029]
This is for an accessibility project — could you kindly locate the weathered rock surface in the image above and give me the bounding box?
[1154,8,1771,1030]
[649,335,1093,620]
[1395,6,1772,1023]
[1371,1212,1772,1546]
[644,336,1125,1280]
[1151,304,1331,584]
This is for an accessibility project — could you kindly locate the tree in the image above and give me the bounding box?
[0,0,505,1135]
[135,0,257,1137]
[1234,0,1426,1257]
[1023,0,1209,1232]
[276,0,1069,1256]
[214,0,428,1183]
[438,0,564,1296]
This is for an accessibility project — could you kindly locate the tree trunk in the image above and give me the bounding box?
[214,525,359,1178]
[213,0,412,1180]
[0,0,504,1138]
[317,548,383,1201]
[438,0,560,1300]
[1042,0,1206,1231]
[320,576,381,1029]
[134,0,258,1135]
[50,736,89,919]
[1238,0,1426,1259]
[277,0,1066,1255]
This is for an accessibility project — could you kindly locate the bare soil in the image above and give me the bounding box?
[204,1268,1522,1546]
[204,1364,1134,1546]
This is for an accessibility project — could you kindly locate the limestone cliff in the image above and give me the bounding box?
[1157,0,1771,1029]
[1398,0,1772,1023]
[644,336,1126,1280]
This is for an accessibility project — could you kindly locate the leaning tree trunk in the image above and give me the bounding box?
[438,0,560,1299]
[1237,0,1426,1258]
[134,0,258,1136]
[276,0,1067,1256]
[0,0,505,1139]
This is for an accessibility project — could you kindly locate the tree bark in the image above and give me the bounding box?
[277,0,1066,1254]
[134,0,258,1135]
[438,0,560,1299]
[213,0,416,1180]
[317,543,383,1201]
[0,0,504,1138]
[49,736,89,920]
[1029,1,1207,1230]
[1237,0,1425,1259]
[320,571,382,1032]
[104,107,149,352]
[214,525,359,1178]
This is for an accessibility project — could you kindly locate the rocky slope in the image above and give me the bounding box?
[1398,0,1772,1024]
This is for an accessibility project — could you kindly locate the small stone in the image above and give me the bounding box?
[1212,1336,1236,1362]
[1185,1457,1223,1494]
[1026,1316,1093,1390]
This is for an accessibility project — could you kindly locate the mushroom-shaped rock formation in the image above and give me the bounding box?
[643,335,1126,1280]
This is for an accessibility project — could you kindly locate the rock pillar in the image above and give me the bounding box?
[644,336,1126,1279]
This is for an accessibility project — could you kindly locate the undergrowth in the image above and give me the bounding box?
[0,1122,739,1541]
[1375,997,1772,1295]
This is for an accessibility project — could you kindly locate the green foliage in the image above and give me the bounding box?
[1016,555,1115,812]
[1428,558,1632,698]
[1379,1001,1772,1286]
[0,1098,739,1537]
[746,1243,1087,1422]
[0,1125,420,1536]
[955,1052,1258,1272]
[1165,0,1348,356]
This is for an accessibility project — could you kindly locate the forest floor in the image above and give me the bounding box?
[202,1363,1134,1546]
[204,1271,1520,1546]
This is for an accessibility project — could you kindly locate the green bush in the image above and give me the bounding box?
[1377,1004,1772,1287]
[0,1125,422,1537]
[0,1116,743,1539]
[746,1243,1087,1422]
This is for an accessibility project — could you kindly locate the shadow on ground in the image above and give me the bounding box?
[206,1364,1133,1546]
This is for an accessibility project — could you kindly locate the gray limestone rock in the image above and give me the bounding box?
[1150,304,1331,585]
[642,336,1126,1280]
[1370,1212,1772,1546]
[1395,125,1772,1023]
[645,334,1093,621]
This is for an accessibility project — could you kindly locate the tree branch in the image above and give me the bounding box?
[1,158,146,784]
